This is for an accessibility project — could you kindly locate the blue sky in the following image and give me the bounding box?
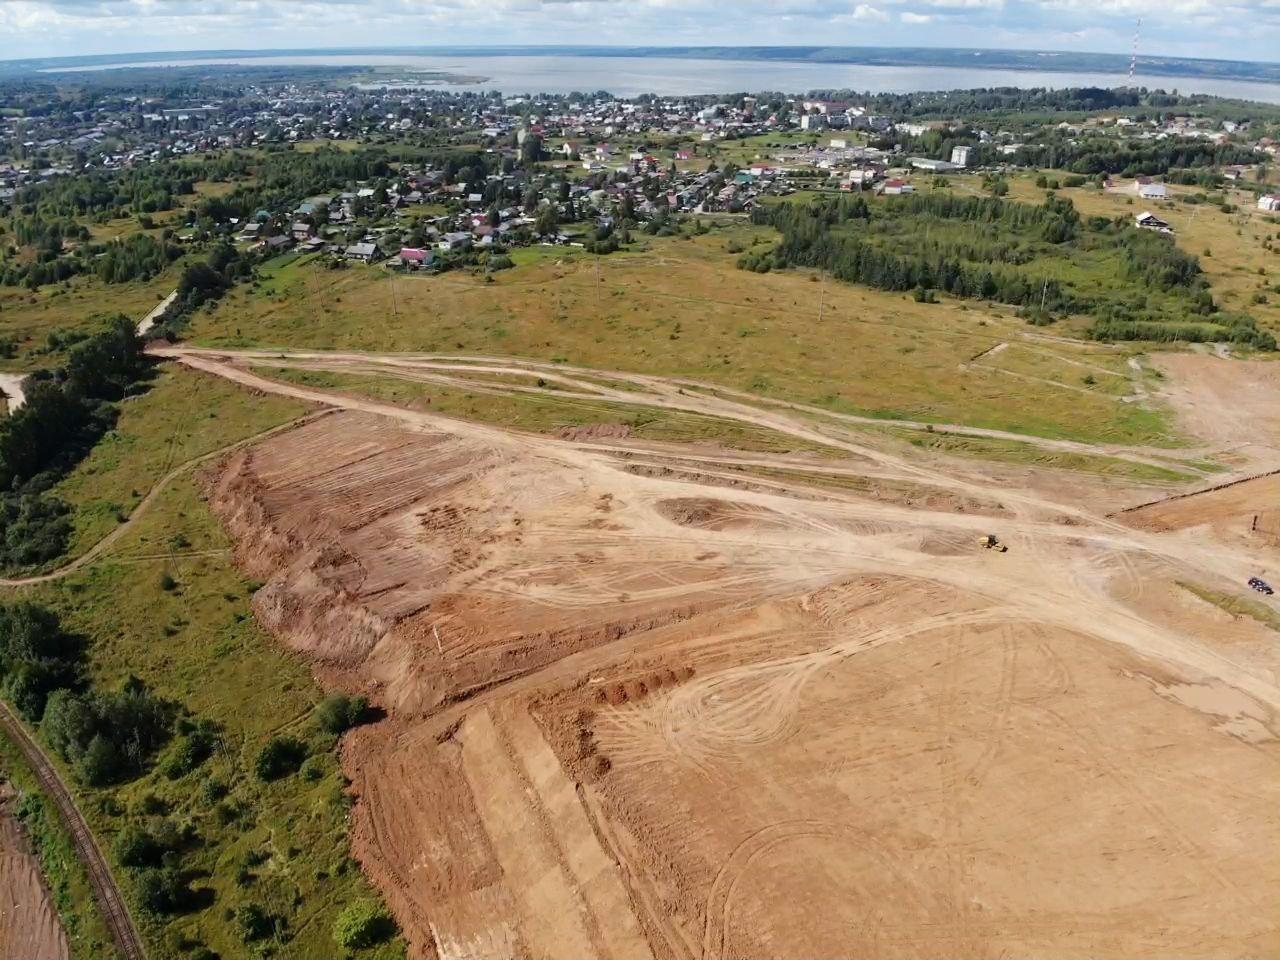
[0,0,1277,64]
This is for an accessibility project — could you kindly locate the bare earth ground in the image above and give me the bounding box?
[173,345,1280,960]
[0,783,71,960]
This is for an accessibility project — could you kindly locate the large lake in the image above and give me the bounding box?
[47,54,1280,103]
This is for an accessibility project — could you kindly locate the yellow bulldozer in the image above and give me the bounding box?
[978,534,1008,553]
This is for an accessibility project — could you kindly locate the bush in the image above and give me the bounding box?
[333,899,396,950]
[41,676,175,786]
[254,735,307,781]
[315,694,368,735]
[0,602,81,721]
[159,722,217,779]
[113,824,163,869]
[135,866,193,916]
[236,903,274,942]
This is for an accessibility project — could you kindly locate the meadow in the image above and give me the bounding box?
[11,367,405,960]
[190,224,1172,446]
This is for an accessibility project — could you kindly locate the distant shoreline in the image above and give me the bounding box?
[6,45,1280,86]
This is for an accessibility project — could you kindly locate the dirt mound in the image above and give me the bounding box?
[656,496,788,531]
[555,422,633,441]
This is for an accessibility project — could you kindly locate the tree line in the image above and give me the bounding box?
[0,315,150,570]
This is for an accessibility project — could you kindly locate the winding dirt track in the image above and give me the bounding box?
[0,700,140,960]
[0,410,331,587]
[152,345,1225,473]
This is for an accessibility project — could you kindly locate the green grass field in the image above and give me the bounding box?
[49,365,314,564]
[0,271,178,373]
[189,224,1177,446]
[0,733,119,959]
[11,366,404,960]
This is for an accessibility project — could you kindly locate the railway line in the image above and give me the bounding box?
[0,699,145,960]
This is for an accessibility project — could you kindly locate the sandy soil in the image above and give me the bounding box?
[185,347,1280,960]
[1153,353,1280,469]
[0,784,70,960]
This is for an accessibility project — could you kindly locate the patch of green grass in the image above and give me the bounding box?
[882,425,1198,484]
[261,364,845,458]
[1178,581,1280,633]
[13,369,403,960]
[0,272,179,373]
[0,733,119,959]
[189,228,1180,447]
[49,365,314,562]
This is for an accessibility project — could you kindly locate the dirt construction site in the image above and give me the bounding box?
[156,343,1280,960]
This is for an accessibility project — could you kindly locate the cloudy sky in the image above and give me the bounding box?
[0,0,1277,64]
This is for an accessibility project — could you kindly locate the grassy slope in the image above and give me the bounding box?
[0,733,119,959]
[189,225,1175,446]
[15,368,404,960]
[50,365,313,561]
[1178,581,1280,633]
[0,270,178,373]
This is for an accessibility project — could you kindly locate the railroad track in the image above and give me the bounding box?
[0,699,145,960]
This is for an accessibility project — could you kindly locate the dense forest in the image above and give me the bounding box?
[748,193,1275,349]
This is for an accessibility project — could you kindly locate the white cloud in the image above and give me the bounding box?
[0,0,1278,62]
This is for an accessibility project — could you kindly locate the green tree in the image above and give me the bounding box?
[333,899,396,950]
[534,204,560,237]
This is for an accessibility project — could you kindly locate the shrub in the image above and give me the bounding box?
[315,694,368,735]
[333,899,397,950]
[254,735,307,781]
[236,903,274,942]
[113,824,163,869]
[42,677,175,785]
[134,866,193,916]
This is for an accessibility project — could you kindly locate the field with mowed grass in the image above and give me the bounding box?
[12,370,405,960]
[189,224,1175,445]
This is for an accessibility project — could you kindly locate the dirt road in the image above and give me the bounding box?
[0,701,140,960]
[151,345,1223,474]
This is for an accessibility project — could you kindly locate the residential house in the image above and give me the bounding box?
[398,247,433,269]
[438,232,472,251]
[1258,195,1280,212]
[258,234,293,253]
[1135,211,1173,234]
[1134,177,1168,200]
[880,178,914,195]
[344,242,381,263]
